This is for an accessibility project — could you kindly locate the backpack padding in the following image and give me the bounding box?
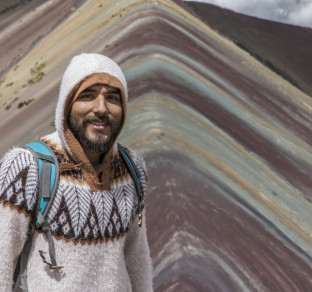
[24,141,59,218]
[118,144,144,213]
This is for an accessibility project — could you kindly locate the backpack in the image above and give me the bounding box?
[13,141,144,292]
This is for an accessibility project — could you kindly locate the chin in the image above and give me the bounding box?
[87,132,109,142]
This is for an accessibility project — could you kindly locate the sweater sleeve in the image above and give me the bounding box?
[0,148,38,291]
[124,153,153,292]
[124,209,153,292]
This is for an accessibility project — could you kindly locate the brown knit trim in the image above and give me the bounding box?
[35,227,129,246]
[40,138,84,183]
[41,136,64,154]
[59,162,82,173]
[0,200,32,217]
[111,172,132,188]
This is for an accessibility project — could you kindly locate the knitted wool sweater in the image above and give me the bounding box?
[0,54,153,292]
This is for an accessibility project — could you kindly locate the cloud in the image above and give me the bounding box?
[184,0,312,28]
[288,1,312,27]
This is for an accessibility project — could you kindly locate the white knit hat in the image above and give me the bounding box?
[55,53,128,155]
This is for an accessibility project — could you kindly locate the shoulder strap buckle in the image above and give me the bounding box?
[138,212,143,227]
[27,223,35,235]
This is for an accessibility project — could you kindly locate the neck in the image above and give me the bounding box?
[84,148,103,164]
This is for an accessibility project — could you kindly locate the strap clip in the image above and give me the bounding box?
[50,265,64,270]
[138,212,142,227]
[28,223,35,235]
[39,250,63,269]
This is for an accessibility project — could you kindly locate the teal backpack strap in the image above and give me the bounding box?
[118,143,144,227]
[25,141,60,217]
[13,141,62,292]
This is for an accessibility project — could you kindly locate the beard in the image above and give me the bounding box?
[68,112,122,154]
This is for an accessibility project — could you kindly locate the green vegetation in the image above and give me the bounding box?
[2,97,34,110]
[6,82,14,87]
[0,61,46,111]
[28,62,46,85]
[102,44,110,51]
[18,98,34,109]
[12,52,23,62]
[5,97,19,110]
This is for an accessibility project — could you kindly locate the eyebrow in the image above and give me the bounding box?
[80,88,120,94]
[107,89,120,95]
[81,88,97,94]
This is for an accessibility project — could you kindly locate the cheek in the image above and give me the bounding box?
[69,111,83,129]
[109,105,123,121]
[71,102,91,118]
[70,103,88,125]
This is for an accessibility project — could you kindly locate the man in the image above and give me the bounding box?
[0,53,153,291]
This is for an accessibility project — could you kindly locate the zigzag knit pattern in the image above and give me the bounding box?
[46,181,139,241]
[0,148,38,213]
[45,149,147,243]
[0,147,147,243]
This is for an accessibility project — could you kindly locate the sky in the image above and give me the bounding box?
[184,0,312,28]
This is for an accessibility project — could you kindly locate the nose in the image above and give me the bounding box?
[93,95,108,115]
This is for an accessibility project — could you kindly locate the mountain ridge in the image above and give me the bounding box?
[183,1,312,97]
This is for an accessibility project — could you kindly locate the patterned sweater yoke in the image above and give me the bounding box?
[41,132,148,243]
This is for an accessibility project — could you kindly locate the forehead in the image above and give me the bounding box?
[82,83,120,93]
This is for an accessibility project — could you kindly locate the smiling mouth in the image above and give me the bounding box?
[89,121,109,130]
[91,121,107,125]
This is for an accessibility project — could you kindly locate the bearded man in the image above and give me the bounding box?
[0,53,153,292]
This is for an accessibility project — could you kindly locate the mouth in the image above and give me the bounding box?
[89,121,109,131]
[83,115,113,132]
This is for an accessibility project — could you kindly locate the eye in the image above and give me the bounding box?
[107,95,121,104]
[77,93,94,101]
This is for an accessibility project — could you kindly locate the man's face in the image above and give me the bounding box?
[68,84,123,154]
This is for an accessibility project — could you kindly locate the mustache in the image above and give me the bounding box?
[83,115,113,126]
